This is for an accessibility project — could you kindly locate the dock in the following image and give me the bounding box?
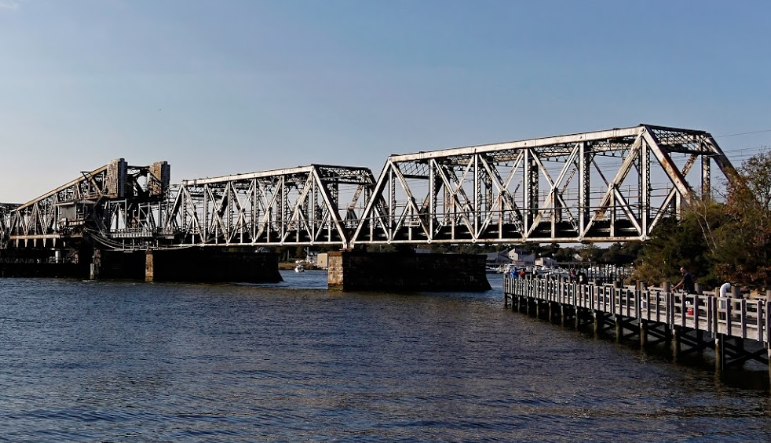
[503,275,771,373]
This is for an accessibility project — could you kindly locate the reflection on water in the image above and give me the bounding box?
[0,272,769,442]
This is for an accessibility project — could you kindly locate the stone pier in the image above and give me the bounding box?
[144,247,282,283]
[327,251,491,291]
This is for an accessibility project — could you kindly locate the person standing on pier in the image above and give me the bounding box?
[719,281,731,297]
[673,266,695,293]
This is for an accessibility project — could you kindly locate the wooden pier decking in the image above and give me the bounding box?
[503,275,771,373]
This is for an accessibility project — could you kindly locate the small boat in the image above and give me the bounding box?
[294,264,305,273]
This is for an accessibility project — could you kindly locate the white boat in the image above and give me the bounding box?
[497,264,514,274]
[294,264,305,273]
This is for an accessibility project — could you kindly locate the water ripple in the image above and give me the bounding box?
[0,276,769,442]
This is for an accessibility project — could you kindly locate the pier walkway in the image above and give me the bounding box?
[503,275,771,372]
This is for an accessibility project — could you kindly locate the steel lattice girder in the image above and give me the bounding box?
[6,159,170,248]
[163,164,376,248]
[0,203,16,249]
[350,124,737,247]
[0,124,740,252]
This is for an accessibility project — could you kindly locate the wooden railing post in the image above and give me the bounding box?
[766,301,771,382]
[500,269,771,376]
[663,282,672,348]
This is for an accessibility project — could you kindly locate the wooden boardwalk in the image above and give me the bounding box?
[503,275,771,372]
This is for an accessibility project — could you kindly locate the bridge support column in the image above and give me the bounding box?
[89,249,101,280]
[593,311,604,337]
[734,337,745,364]
[327,251,490,292]
[640,321,648,347]
[574,308,582,329]
[145,250,154,282]
[768,347,771,386]
[672,326,682,361]
[715,333,725,372]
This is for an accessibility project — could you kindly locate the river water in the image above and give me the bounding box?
[0,272,769,442]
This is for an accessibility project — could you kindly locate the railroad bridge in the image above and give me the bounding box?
[0,124,738,288]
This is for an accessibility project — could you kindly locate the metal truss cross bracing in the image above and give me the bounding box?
[160,165,376,249]
[350,124,736,247]
[0,124,739,251]
[0,203,16,250]
[5,159,170,249]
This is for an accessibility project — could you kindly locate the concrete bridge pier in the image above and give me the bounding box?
[327,250,491,292]
[95,247,282,283]
[148,247,282,283]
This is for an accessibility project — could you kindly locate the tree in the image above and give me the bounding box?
[632,149,771,290]
[599,242,642,265]
[712,150,771,288]
[632,209,717,287]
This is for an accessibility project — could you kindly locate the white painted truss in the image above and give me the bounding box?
[161,165,376,248]
[350,124,736,247]
[1,124,738,250]
[0,203,15,250]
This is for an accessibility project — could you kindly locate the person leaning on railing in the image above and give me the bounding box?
[672,266,695,293]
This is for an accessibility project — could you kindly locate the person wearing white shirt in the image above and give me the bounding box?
[719,282,731,298]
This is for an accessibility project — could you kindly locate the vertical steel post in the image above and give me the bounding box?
[641,136,650,236]
[702,145,711,199]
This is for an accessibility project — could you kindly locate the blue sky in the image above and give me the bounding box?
[1,0,769,202]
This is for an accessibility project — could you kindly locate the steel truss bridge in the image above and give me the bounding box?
[0,124,738,251]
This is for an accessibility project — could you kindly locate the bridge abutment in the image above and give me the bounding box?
[327,251,491,292]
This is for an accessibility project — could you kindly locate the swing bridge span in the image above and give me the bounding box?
[0,124,738,252]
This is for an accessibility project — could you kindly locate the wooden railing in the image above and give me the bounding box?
[504,276,771,345]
